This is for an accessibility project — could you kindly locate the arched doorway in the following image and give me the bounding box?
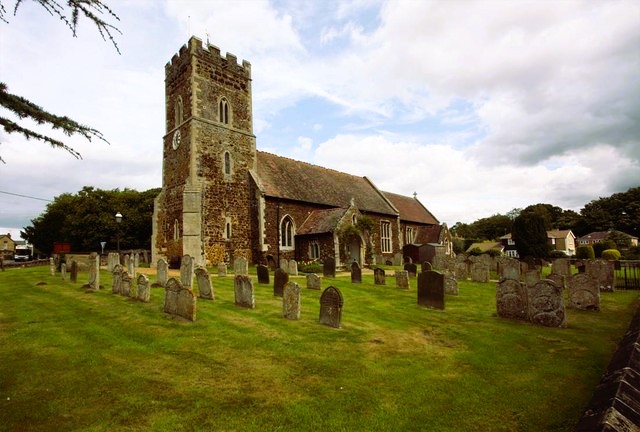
[349,236,362,264]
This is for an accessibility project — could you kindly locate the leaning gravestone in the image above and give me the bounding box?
[417,270,445,310]
[137,274,150,302]
[306,273,321,290]
[234,275,255,309]
[70,260,78,283]
[374,268,386,285]
[351,262,362,284]
[395,270,410,290]
[444,270,458,295]
[164,277,196,321]
[319,286,343,329]
[157,258,169,287]
[256,264,270,284]
[195,267,214,300]
[234,256,248,276]
[288,259,298,276]
[86,253,100,291]
[283,282,301,320]
[496,278,528,321]
[121,271,132,297]
[61,263,67,281]
[274,268,289,297]
[180,255,195,288]
[567,273,600,311]
[527,280,566,327]
[585,259,615,292]
[111,264,123,294]
[323,257,336,278]
[404,263,417,277]
[217,262,227,277]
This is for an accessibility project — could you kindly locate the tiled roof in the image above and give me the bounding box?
[547,229,574,239]
[382,191,439,225]
[578,230,638,241]
[466,242,504,253]
[255,151,397,215]
[297,208,348,235]
[417,225,443,244]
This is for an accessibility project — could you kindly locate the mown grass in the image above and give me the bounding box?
[0,265,638,432]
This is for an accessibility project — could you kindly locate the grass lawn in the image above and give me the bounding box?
[0,265,638,431]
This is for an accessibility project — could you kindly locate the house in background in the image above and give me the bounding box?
[499,229,576,258]
[466,241,504,255]
[577,230,638,249]
[0,233,16,260]
[499,233,519,258]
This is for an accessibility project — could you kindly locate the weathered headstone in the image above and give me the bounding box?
[470,263,489,283]
[274,268,289,297]
[124,254,131,273]
[70,260,78,283]
[112,264,123,294]
[133,253,140,269]
[444,270,458,295]
[527,280,566,327]
[49,257,55,276]
[164,277,196,321]
[234,275,255,309]
[455,260,469,280]
[404,263,417,277]
[585,259,615,292]
[319,286,343,328]
[195,267,214,300]
[234,256,248,276]
[121,271,132,297]
[496,279,528,320]
[523,269,541,287]
[421,261,432,273]
[395,270,410,290]
[137,274,150,302]
[393,252,403,266]
[157,258,168,287]
[86,253,100,291]
[323,257,336,278]
[546,273,565,290]
[552,258,571,277]
[417,270,445,310]
[500,258,520,280]
[283,282,301,320]
[256,264,270,284]
[567,273,600,311]
[60,263,67,281]
[374,268,386,285]
[279,258,289,273]
[306,273,321,290]
[180,254,195,288]
[288,259,298,276]
[432,254,446,271]
[217,262,227,277]
[351,261,362,283]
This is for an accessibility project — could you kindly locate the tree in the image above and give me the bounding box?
[0,0,121,162]
[578,187,640,237]
[512,211,549,259]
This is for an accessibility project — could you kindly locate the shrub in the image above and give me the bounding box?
[576,245,595,259]
[593,240,616,257]
[468,247,483,256]
[484,249,503,257]
[298,261,323,273]
[601,249,621,260]
[622,245,640,260]
[548,250,568,259]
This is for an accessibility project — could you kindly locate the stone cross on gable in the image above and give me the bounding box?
[350,197,355,207]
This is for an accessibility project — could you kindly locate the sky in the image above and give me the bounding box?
[1,0,639,240]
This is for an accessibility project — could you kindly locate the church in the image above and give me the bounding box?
[152,37,450,268]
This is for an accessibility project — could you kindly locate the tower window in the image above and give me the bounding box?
[219,98,229,124]
[280,215,295,249]
[224,151,231,176]
[173,219,180,241]
[224,218,232,241]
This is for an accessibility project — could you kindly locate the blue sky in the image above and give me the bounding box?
[1,0,639,240]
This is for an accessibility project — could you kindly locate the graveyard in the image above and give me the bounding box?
[0,262,638,431]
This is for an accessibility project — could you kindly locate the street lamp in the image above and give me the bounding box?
[115,212,123,254]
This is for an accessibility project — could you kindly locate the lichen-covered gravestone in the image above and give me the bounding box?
[567,273,600,311]
[112,264,123,294]
[279,258,289,273]
[273,268,289,297]
[288,259,298,276]
[283,282,301,320]
[306,273,321,290]
[234,256,248,276]
[585,259,615,292]
[319,286,343,328]
[351,261,361,284]
[49,257,55,276]
[234,275,255,309]
[217,262,227,277]
[195,267,214,300]
[496,278,528,321]
[552,258,571,277]
[523,269,541,287]
[417,270,444,310]
[137,274,150,302]
[121,271,132,297]
[86,253,100,291]
[164,277,196,321]
[421,261,432,273]
[500,258,520,280]
[374,268,386,285]
[61,263,67,281]
[444,270,458,295]
[470,262,489,283]
[323,257,336,278]
[180,255,195,288]
[527,280,566,327]
[156,258,168,287]
[395,270,409,290]
[257,264,270,284]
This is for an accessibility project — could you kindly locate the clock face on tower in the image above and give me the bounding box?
[172,130,181,150]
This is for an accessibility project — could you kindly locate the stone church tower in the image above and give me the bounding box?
[152,37,257,265]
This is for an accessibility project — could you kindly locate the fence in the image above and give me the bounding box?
[615,260,640,290]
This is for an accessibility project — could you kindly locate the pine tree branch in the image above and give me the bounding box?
[0,116,83,160]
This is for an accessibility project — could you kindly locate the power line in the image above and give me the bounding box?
[0,190,52,202]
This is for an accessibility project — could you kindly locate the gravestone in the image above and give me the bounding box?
[417,270,445,310]
[283,282,301,320]
[500,258,520,280]
[306,273,321,290]
[404,262,417,277]
[70,260,78,283]
[256,264,270,284]
[567,273,600,311]
[393,252,403,266]
[121,271,132,297]
[444,270,458,295]
[432,254,446,271]
[137,274,150,302]
[395,270,410,290]
[273,268,289,297]
[111,264,123,294]
[374,268,386,285]
[455,260,468,280]
[86,253,100,291]
[323,257,336,278]
[421,261,432,273]
[288,260,298,276]
[195,267,214,300]
[585,259,615,292]
[351,262,362,283]
[49,257,55,276]
[124,254,131,273]
[217,262,227,277]
[157,258,168,287]
[319,286,343,329]
[470,263,489,283]
[527,280,566,327]
[234,275,255,309]
[279,258,289,273]
[133,253,140,269]
[234,256,248,276]
[523,270,541,287]
[546,273,565,290]
[404,256,412,264]
[496,279,528,320]
[164,277,197,321]
[552,258,571,277]
[61,263,67,281]
[180,254,195,288]
[127,255,135,277]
